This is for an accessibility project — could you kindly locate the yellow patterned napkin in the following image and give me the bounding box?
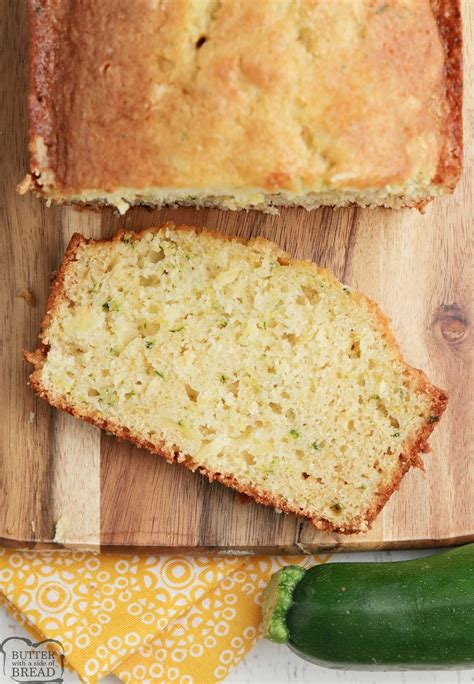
[0,549,331,683]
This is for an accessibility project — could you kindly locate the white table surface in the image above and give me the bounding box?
[1,549,472,684]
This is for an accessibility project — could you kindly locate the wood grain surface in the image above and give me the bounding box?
[1,0,472,552]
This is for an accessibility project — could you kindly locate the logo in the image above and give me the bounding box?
[0,637,64,683]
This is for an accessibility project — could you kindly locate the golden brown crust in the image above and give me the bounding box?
[25,223,448,534]
[25,231,86,368]
[430,0,463,188]
[28,0,65,190]
[27,1,462,206]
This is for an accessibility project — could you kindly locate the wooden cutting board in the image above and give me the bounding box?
[1,0,472,553]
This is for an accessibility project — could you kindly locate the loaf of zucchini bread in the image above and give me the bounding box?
[25,0,462,212]
[25,224,447,533]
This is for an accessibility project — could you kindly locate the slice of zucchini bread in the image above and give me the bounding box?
[25,224,447,533]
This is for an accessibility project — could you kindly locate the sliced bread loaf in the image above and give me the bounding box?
[26,1,462,212]
[25,224,447,533]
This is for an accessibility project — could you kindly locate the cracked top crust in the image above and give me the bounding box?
[28,0,462,204]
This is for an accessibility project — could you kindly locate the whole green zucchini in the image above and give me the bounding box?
[263,544,474,669]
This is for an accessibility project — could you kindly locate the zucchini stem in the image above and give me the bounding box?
[262,566,305,643]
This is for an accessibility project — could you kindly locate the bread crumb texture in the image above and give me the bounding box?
[28,0,461,211]
[27,226,447,532]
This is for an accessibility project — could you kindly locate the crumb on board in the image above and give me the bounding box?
[53,516,70,544]
[16,174,34,195]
